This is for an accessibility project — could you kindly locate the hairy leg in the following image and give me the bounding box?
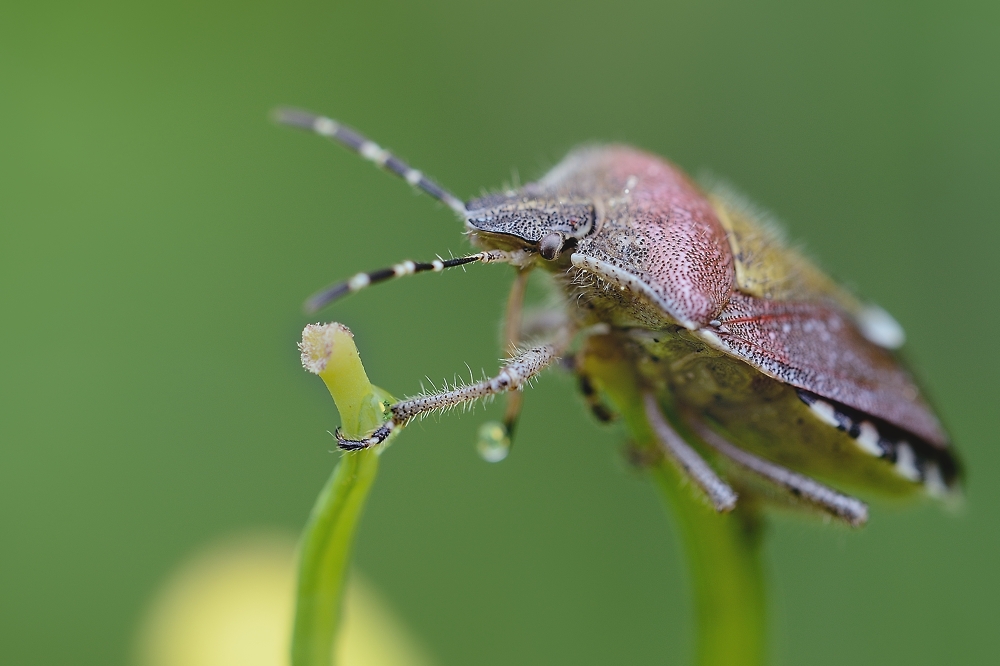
[643,393,738,513]
[336,345,559,450]
[686,415,868,527]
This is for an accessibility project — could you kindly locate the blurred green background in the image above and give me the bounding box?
[3,0,998,664]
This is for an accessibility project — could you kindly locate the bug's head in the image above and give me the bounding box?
[464,191,595,262]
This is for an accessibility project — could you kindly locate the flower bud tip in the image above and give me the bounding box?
[299,322,353,375]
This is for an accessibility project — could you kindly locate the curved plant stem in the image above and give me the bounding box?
[293,324,397,666]
[648,452,766,666]
[582,335,766,666]
[292,447,380,666]
[292,323,765,665]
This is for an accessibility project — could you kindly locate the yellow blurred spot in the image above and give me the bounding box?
[136,532,433,666]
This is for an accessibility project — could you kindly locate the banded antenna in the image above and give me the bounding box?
[273,107,467,215]
[304,249,512,314]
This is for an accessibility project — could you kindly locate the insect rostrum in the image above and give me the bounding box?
[278,107,959,527]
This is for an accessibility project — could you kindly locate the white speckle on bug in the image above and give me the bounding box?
[405,169,422,186]
[348,273,371,291]
[855,421,883,456]
[895,442,921,481]
[431,260,444,271]
[313,117,339,136]
[360,141,389,166]
[857,304,906,349]
[923,463,948,497]
[806,399,840,428]
[696,329,727,351]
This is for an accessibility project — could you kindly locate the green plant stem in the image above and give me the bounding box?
[292,448,380,666]
[648,455,766,666]
[583,336,766,666]
[293,324,396,666]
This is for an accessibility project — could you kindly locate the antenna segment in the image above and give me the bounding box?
[274,107,467,215]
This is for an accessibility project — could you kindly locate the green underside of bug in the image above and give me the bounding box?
[560,267,943,502]
[628,330,925,498]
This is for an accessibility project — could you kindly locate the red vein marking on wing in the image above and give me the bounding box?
[710,291,948,447]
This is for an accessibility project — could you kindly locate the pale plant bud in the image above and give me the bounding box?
[298,322,394,442]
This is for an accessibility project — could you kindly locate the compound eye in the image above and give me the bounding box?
[539,232,564,261]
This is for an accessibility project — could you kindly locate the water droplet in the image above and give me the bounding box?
[476,421,510,463]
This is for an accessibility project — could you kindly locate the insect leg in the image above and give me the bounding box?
[686,416,869,527]
[642,393,738,513]
[336,345,559,451]
[305,249,514,313]
[274,107,467,214]
[577,371,617,422]
[499,269,532,443]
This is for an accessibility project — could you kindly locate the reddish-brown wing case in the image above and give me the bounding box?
[551,146,947,448]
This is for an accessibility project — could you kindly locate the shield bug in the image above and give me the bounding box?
[277,108,959,527]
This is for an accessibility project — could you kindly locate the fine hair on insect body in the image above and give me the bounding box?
[276,107,960,528]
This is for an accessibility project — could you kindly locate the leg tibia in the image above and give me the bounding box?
[336,345,558,450]
[643,393,738,513]
[687,416,868,527]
